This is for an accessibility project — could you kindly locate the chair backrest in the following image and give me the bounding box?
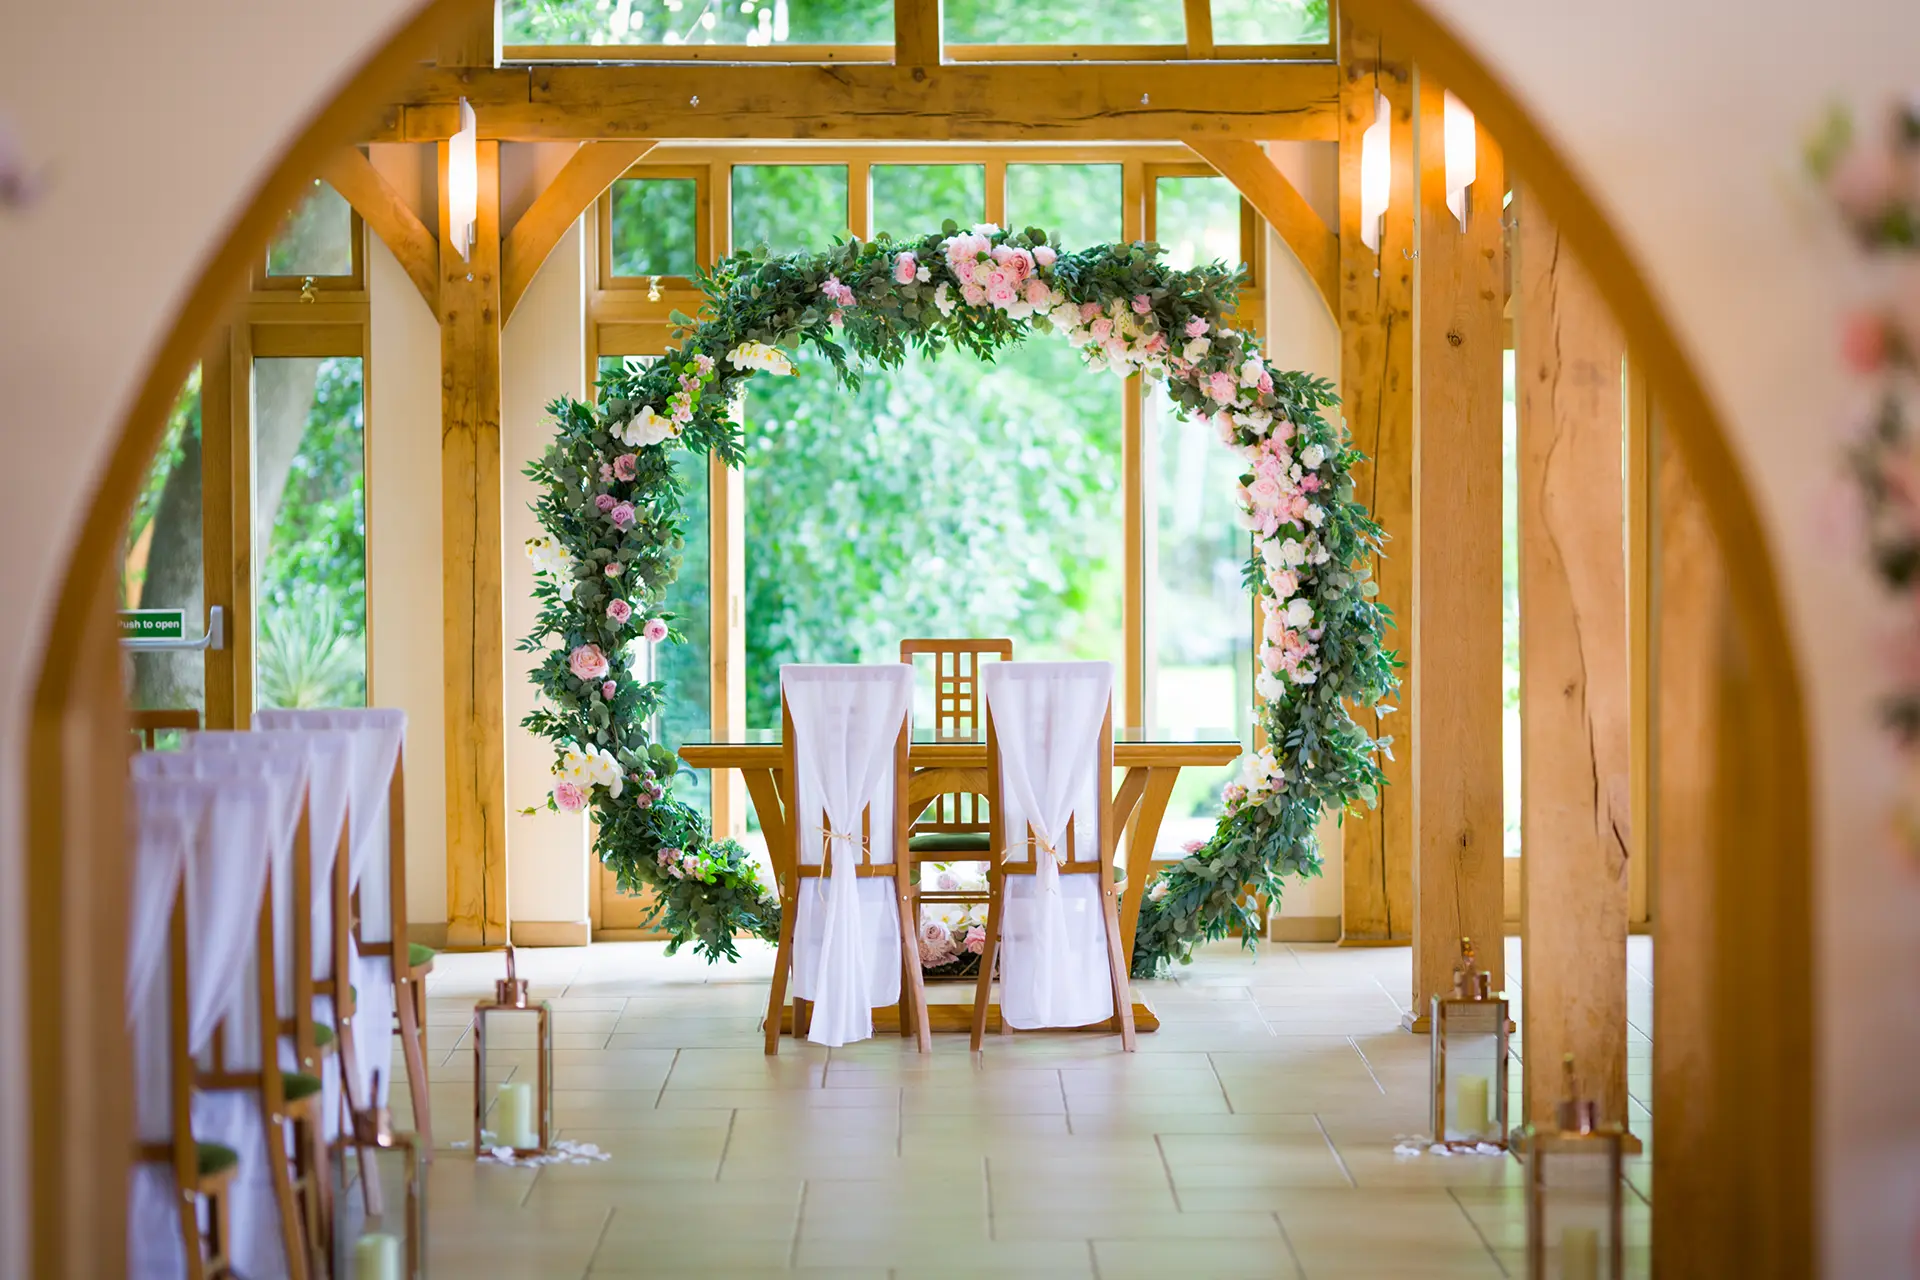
[780,664,913,872]
[899,638,1012,743]
[982,660,1116,875]
[131,708,201,751]
[127,778,199,1144]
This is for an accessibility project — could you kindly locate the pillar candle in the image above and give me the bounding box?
[354,1232,401,1280]
[495,1080,538,1150]
[1560,1226,1600,1280]
[1453,1073,1490,1138]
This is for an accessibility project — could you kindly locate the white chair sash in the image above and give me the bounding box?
[782,663,912,1048]
[983,660,1116,1030]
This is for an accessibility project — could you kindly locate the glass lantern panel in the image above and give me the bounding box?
[1438,1000,1505,1144]
[1535,1136,1620,1280]
[474,1004,552,1151]
[332,1139,426,1279]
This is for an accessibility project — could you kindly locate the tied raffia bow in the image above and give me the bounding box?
[1001,833,1064,867]
[815,824,870,863]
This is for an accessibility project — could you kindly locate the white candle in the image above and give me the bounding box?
[1453,1073,1490,1138]
[494,1080,538,1150]
[1560,1226,1600,1280]
[353,1232,401,1280]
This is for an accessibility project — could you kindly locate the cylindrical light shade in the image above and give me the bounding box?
[1359,90,1392,253]
[1444,90,1478,228]
[447,98,477,262]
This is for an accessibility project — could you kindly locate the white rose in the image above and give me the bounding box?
[1291,664,1319,686]
[1304,504,1326,528]
[1277,538,1308,568]
[1239,356,1266,387]
[1301,443,1327,469]
[1255,669,1286,701]
[1309,543,1331,565]
[1283,597,1315,629]
[1183,337,1211,361]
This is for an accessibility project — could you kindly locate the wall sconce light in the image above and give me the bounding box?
[1444,90,1478,230]
[448,98,478,262]
[1359,90,1392,254]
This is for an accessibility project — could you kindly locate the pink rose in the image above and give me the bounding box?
[822,276,856,307]
[936,871,960,891]
[1103,336,1129,361]
[1132,294,1152,315]
[1843,310,1890,374]
[568,644,610,681]
[606,598,633,625]
[964,926,986,955]
[643,618,669,643]
[1090,317,1113,343]
[1181,838,1206,854]
[952,256,977,285]
[893,252,918,285]
[961,282,987,306]
[1024,278,1051,306]
[1032,244,1056,268]
[613,453,638,481]
[595,493,616,513]
[609,502,636,529]
[1248,476,1284,510]
[983,268,1008,291]
[1184,317,1209,338]
[601,680,617,699]
[1078,301,1102,322]
[1142,333,1168,355]
[988,283,1018,308]
[1207,371,1238,405]
[553,781,587,812]
[605,563,623,577]
[1257,372,1274,395]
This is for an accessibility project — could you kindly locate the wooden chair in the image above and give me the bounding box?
[132,707,201,750]
[971,681,1135,1053]
[765,677,930,1055]
[353,749,437,1153]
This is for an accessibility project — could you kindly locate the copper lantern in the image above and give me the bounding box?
[470,946,552,1156]
[331,1075,427,1279]
[1428,937,1511,1150]
[1524,1056,1625,1280]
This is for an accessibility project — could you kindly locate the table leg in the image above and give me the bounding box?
[1119,766,1181,965]
[739,768,791,882]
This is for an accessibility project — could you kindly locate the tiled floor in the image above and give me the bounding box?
[395,936,1653,1278]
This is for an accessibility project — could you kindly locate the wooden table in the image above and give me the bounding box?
[679,735,1243,1034]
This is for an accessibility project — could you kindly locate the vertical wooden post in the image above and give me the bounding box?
[706,158,747,841]
[1407,71,1506,1025]
[1626,358,1653,928]
[441,138,509,948]
[200,324,239,730]
[435,0,500,69]
[893,0,942,67]
[1514,187,1632,1134]
[1121,160,1147,734]
[1337,17,1415,943]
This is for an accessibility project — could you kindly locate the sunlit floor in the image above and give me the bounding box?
[396,936,1653,1278]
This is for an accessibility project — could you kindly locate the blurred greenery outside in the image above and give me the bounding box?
[502,0,1327,47]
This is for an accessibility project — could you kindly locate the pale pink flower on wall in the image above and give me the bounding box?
[1103,335,1129,361]
[606,599,633,625]
[569,644,610,681]
[1184,317,1209,338]
[937,871,960,890]
[553,781,587,812]
[1828,144,1902,223]
[984,267,1008,291]
[893,251,919,284]
[953,256,978,285]
[609,502,637,529]
[1079,301,1102,322]
[643,617,670,643]
[613,453,638,481]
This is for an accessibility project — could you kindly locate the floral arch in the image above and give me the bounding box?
[521,221,1397,977]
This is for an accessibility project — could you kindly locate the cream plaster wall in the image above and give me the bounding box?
[502,214,592,929]
[1415,3,1920,1271]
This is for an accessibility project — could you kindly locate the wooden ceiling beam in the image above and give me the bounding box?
[370,62,1338,142]
[1186,138,1336,313]
[318,146,439,309]
[501,140,658,325]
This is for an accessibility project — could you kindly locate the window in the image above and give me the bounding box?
[732,165,849,255]
[504,0,891,47]
[267,179,356,278]
[944,0,1183,45]
[253,355,369,710]
[870,164,986,240]
[1152,174,1246,273]
[1006,163,1124,246]
[123,369,206,717]
[609,177,701,277]
[1209,0,1330,45]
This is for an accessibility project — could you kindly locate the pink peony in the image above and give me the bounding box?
[893,252,919,285]
[988,282,1019,308]
[609,502,637,529]
[1184,317,1209,338]
[1033,244,1057,268]
[964,926,986,955]
[643,617,669,643]
[606,598,632,625]
[1207,371,1239,405]
[569,644,610,681]
[1248,476,1284,510]
[601,680,617,699]
[613,453,638,481]
[1132,294,1153,315]
[952,256,977,285]
[553,781,587,812]
[1023,277,1051,306]
[1090,317,1113,343]
[1843,310,1891,374]
[961,282,988,306]
[1078,301,1102,322]
[595,493,616,513]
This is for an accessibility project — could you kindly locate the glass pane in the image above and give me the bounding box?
[1209,0,1331,44]
[1148,382,1250,853]
[731,165,848,257]
[1154,175,1244,272]
[254,356,368,710]
[504,0,890,46]
[1006,164,1123,248]
[267,179,354,277]
[744,338,1123,735]
[945,0,1182,44]
[609,177,700,277]
[123,368,206,722]
[870,165,986,241]
[599,356,714,819]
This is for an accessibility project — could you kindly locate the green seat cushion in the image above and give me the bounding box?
[908,831,994,856]
[196,1141,240,1179]
[312,1023,335,1050]
[408,942,438,969]
[283,1071,323,1103]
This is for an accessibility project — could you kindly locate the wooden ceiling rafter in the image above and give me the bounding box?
[1185,138,1337,313]
[317,146,440,309]
[501,139,659,324]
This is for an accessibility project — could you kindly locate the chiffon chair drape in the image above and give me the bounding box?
[783,664,913,1047]
[983,660,1117,1031]
[252,708,405,1109]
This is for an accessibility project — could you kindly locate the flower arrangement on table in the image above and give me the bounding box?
[520,219,1398,972]
[916,862,991,978]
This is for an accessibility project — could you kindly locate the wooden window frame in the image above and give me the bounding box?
[598,164,712,293]
[253,180,366,294]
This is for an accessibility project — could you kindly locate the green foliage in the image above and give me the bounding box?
[522,217,1397,969]
[258,585,367,710]
[610,178,700,277]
